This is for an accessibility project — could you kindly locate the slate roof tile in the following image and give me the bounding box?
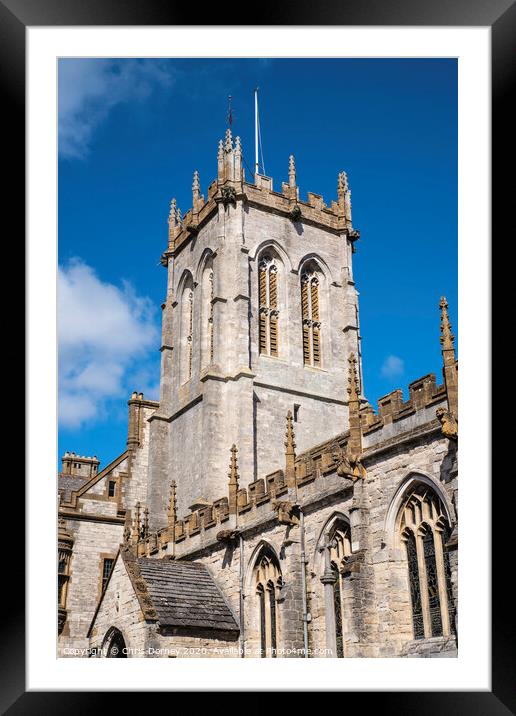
[136,558,239,633]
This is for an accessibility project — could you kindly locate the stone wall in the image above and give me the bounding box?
[147,154,361,522]
[59,517,124,655]
[58,453,131,655]
[88,555,148,656]
[140,414,458,659]
[89,557,242,658]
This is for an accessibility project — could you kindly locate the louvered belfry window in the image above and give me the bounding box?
[301,270,321,367]
[258,255,279,357]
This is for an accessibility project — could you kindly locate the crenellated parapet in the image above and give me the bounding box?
[360,373,446,436]
[125,373,447,559]
[125,297,457,560]
[126,416,350,559]
[160,135,359,261]
[61,452,100,479]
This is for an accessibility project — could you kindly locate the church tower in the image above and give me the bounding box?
[146,131,362,524]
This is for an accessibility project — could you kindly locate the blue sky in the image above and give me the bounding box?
[58,58,457,469]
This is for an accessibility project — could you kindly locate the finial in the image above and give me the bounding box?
[225,128,233,152]
[123,514,132,544]
[168,198,177,223]
[288,155,296,188]
[439,296,455,352]
[192,170,201,202]
[347,353,360,402]
[168,481,177,525]
[228,445,240,517]
[285,410,296,456]
[228,444,239,486]
[235,136,242,153]
[284,410,297,489]
[218,139,224,160]
[338,171,348,195]
[133,502,141,543]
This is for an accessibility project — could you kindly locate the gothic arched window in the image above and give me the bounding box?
[180,274,194,383]
[254,548,282,657]
[301,266,322,367]
[327,521,351,658]
[399,484,456,640]
[58,519,73,635]
[258,255,279,357]
[200,258,214,369]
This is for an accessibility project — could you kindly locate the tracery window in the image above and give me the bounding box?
[201,258,214,368]
[254,548,282,657]
[258,255,279,357]
[301,268,322,367]
[180,275,194,383]
[58,520,73,634]
[208,270,214,362]
[399,483,456,640]
[327,522,351,658]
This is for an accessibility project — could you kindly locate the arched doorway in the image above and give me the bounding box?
[103,627,128,658]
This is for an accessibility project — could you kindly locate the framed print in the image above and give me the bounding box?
[3,0,509,709]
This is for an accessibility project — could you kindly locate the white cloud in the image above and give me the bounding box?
[58,259,159,428]
[58,59,176,159]
[380,354,405,379]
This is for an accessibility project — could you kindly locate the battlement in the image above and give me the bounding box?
[127,428,354,559]
[162,131,358,261]
[61,452,100,479]
[126,366,453,559]
[360,372,448,437]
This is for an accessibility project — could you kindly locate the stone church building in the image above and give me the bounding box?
[58,131,458,658]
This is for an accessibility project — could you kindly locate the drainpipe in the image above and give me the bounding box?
[239,532,245,657]
[300,508,309,657]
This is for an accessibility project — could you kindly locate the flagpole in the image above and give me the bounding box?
[228,95,232,127]
[254,88,259,176]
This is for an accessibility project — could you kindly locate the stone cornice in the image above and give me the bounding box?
[252,379,347,405]
[58,510,126,526]
[162,178,355,261]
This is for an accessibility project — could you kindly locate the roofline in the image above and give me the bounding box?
[86,547,121,638]
[60,450,129,507]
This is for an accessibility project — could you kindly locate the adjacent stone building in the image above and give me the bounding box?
[58,131,458,658]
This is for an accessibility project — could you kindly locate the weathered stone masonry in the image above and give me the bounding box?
[58,132,458,659]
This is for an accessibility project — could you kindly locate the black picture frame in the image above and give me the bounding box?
[5,0,507,710]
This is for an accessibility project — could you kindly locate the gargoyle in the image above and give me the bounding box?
[289,204,302,222]
[332,445,366,481]
[216,529,238,544]
[221,186,237,207]
[272,500,299,526]
[436,407,458,441]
